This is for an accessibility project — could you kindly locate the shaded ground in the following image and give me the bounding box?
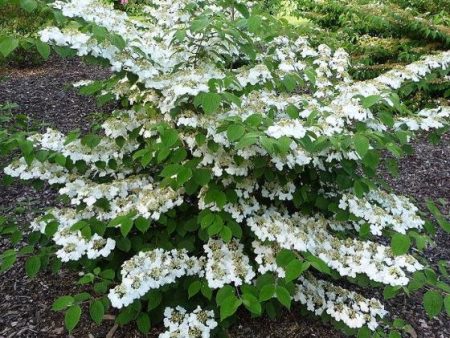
[0,57,449,337]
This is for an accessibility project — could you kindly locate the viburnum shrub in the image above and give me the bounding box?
[2,0,450,336]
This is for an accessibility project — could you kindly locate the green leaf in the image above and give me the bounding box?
[426,200,450,233]
[0,250,17,272]
[235,3,249,18]
[388,331,401,338]
[247,15,262,33]
[35,40,51,59]
[147,290,162,311]
[81,134,101,149]
[259,284,276,301]
[276,249,296,267]
[207,221,223,241]
[286,105,299,119]
[191,17,209,32]
[354,134,370,158]
[282,74,297,92]
[444,295,450,316]
[216,285,234,305]
[79,82,102,96]
[204,189,227,208]
[19,140,33,156]
[193,169,212,185]
[242,293,262,315]
[276,286,291,309]
[386,143,402,158]
[110,34,126,50]
[304,68,316,84]
[227,124,245,142]
[100,269,115,280]
[284,260,308,282]
[116,306,138,325]
[220,296,242,321]
[25,255,41,278]
[361,95,381,108]
[423,290,443,318]
[408,271,426,292]
[120,217,133,237]
[65,305,82,333]
[52,296,75,311]
[135,217,150,233]
[306,255,330,275]
[357,326,371,338]
[0,36,19,57]
[392,318,406,329]
[176,166,192,186]
[161,129,178,147]
[20,0,37,12]
[44,221,59,237]
[275,136,292,155]
[110,215,134,237]
[196,92,221,114]
[188,280,202,299]
[391,233,411,256]
[64,130,80,145]
[89,300,104,325]
[136,313,151,334]
[201,283,212,300]
[383,285,401,300]
[219,226,232,242]
[174,29,186,42]
[78,274,94,284]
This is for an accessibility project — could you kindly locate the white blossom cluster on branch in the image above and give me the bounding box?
[248,209,422,285]
[31,208,115,262]
[203,239,256,289]
[294,273,387,330]
[339,190,425,235]
[108,248,203,308]
[160,306,218,338]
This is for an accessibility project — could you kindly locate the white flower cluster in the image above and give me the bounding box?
[252,240,388,330]
[108,248,203,308]
[265,119,307,139]
[203,239,255,289]
[4,158,68,184]
[261,181,296,201]
[294,274,387,330]
[339,190,424,235]
[64,182,183,222]
[29,128,138,165]
[248,208,422,285]
[134,184,184,220]
[31,208,115,262]
[222,197,260,223]
[320,50,450,134]
[394,106,450,131]
[108,111,161,140]
[59,175,152,207]
[252,241,286,278]
[160,306,217,338]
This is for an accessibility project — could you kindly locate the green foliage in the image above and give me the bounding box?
[0,0,53,66]
[282,0,450,81]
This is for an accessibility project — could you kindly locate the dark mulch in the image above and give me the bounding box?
[0,57,449,338]
[0,56,112,134]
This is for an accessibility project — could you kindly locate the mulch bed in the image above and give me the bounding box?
[0,57,449,337]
